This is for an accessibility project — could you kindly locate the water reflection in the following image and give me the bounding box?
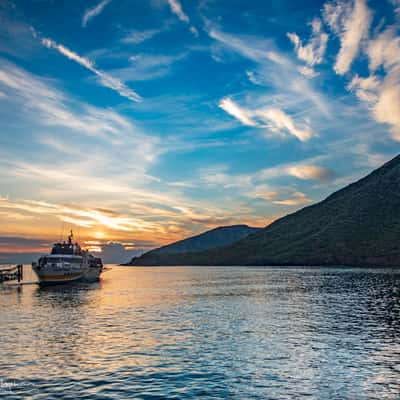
[0,266,399,399]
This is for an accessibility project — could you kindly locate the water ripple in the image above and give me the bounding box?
[1,266,400,399]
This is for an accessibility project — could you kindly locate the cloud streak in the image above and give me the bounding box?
[41,38,142,102]
[82,0,111,27]
[207,26,331,117]
[219,97,315,142]
[121,29,161,45]
[346,26,400,140]
[323,0,372,75]
[287,18,328,77]
[167,0,198,36]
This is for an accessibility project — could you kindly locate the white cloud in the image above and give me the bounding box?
[286,165,335,182]
[287,17,328,76]
[0,62,270,239]
[347,27,400,140]
[219,97,315,142]
[247,185,312,206]
[374,74,400,140]
[121,29,161,44]
[270,191,312,206]
[41,38,142,102]
[347,74,380,102]
[367,27,400,73]
[257,108,314,142]
[323,0,351,34]
[219,97,257,127]
[208,27,331,116]
[208,28,290,66]
[197,159,334,208]
[167,0,189,23]
[42,38,93,69]
[389,0,400,17]
[82,0,111,27]
[366,27,400,139]
[190,26,199,36]
[111,52,186,82]
[0,61,155,154]
[256,162,335,183]
[298,65,320,78]
[323,0,372,75]
[167,0,198,36]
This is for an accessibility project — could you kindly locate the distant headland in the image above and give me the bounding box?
[126,154,400,267]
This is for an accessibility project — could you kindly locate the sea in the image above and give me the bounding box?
[0,265,399,399]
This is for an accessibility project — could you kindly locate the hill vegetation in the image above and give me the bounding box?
[130,155,400,267]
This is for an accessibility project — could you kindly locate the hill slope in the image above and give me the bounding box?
[132,154,400,267]
[127,225,261,265]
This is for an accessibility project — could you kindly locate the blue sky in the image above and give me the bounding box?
[0,0,399,258]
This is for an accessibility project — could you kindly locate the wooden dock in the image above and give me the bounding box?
[0,264,23,283]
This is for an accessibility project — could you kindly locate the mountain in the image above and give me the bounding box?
[131,154,400,267]
[125,225,261,265]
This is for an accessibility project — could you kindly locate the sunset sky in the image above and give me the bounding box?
[0,0,399,261]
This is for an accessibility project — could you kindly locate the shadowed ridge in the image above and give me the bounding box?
[126,224,261,265]
[131,154,400,267]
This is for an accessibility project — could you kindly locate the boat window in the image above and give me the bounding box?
[45,257,61,263]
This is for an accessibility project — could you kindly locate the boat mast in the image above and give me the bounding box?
[68,230,73,245]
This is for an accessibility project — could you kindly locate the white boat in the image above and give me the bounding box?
[32,231,103,285]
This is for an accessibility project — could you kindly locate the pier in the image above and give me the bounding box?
[0,264,23,283]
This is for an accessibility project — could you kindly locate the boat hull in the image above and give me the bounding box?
[38,274,84,285]
[33,264,102,285]
[31,232,103,285]
[82,266,102,282]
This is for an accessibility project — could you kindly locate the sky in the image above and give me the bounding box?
[0,0,399,263]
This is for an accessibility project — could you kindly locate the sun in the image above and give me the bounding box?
[94,230,106,239]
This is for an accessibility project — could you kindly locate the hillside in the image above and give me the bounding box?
[131,154,400,267]
[126,225,261,265]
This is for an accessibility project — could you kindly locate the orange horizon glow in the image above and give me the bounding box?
[0,196,270,254]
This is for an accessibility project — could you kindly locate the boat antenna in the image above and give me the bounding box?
[68,229,73,244]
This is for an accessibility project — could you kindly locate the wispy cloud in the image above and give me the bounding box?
[207,26,331,117]
[167,0,189,23]
[0,61,269,241]
[82,0,111,28]
[389,0,400,17]
[347,74,380,102]
[346,25,400,140]
[287,18,328,77]
[257,108,314,142]
[200,167,314,207]
[0,60,156,168]
[110,52,187,82]
[41,37,142,102]
[199,159,335,207]
[323,0,372,75]
[285,165,335,182]
[219,98,257,127]
[167,0,198,36]
[253,189,312,206]
[219,97,315,142]
[208,28,289,66]
[121,28,161,45]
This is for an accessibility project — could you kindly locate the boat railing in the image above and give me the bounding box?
[0,264,23,283]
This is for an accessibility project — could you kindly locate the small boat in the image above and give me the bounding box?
[32,231,103,285]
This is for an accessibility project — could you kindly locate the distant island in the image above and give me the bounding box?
[123,225,261,265]
[126,154,400,267]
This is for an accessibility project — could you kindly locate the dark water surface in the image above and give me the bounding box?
[1,266,400,399]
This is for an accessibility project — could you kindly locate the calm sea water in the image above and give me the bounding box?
[0,266,400,399]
